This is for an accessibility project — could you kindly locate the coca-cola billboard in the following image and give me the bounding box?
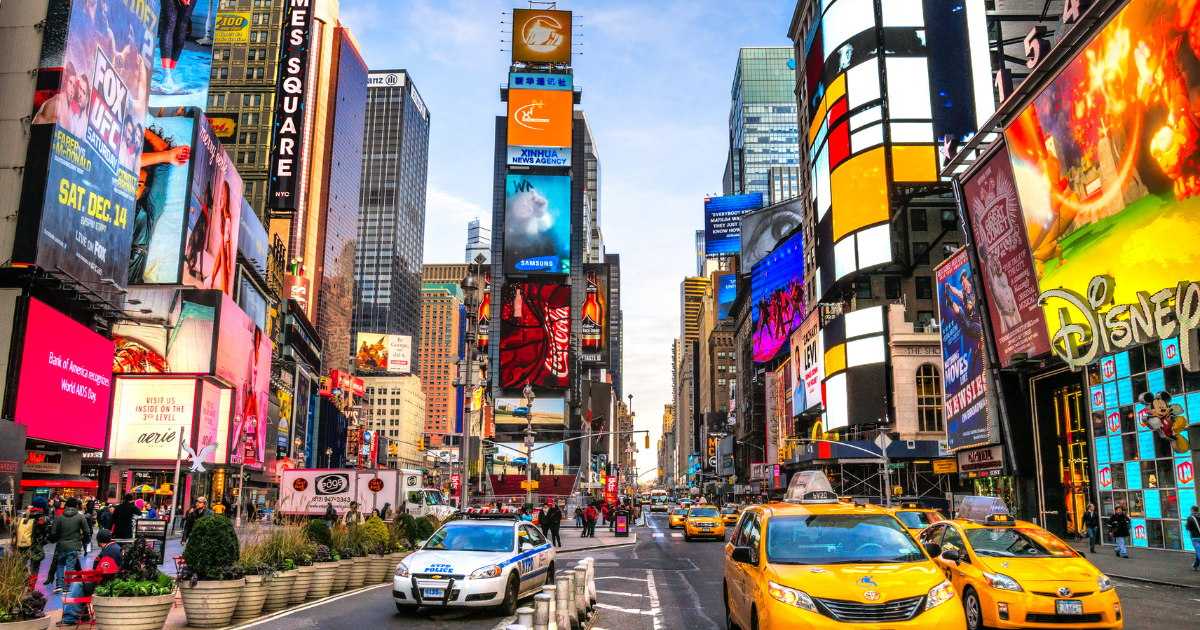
[499,282,571,389]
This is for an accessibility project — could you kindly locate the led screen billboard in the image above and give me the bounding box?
[237,197,269,275]
[182,114,243,294]
[503,174,571,275]
[1003,0,1200,365]
[936,247,991,451]
[790,311,823,416]
[10,298,113,450]
[740,198,803,270]
[507,88,573,149]
[355,333,412,373]
[704,194,763,257]
[108,377,199,460]
[580,264,610,367]
[499,282,570,390]
[112,289,221,374]
[150,0,215,109]
[511,9,572,64]
[217,293,271,470]
[751,232,805,362]
[715,272,737,320]
[18,0,160,294]
[820,306,887,431]
[132,107,196,284]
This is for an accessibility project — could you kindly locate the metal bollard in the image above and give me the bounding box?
[542,585,558,630]
[572,565,588,620]
[583,557,596,608]
[558,574,579,630]
[517,606,535,629]
[533,593,552,630]
[554,576,573,630]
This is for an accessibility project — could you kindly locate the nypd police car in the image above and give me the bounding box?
[393,514,556,615]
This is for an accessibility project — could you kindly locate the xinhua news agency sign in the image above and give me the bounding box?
[267,0,315,212]
[507,146,571,167]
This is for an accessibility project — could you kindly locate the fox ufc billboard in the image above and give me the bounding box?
[511,9,572,64]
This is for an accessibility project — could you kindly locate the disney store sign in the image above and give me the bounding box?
[1039,275,1200,371]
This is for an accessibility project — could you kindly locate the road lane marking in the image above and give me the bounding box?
[596,576,649,583]
[654,533,664,538]
[646,569,663,630]
[598,590,645,597]
[227,584,390,629]
[596,603,657,615]
[671,533,683,538]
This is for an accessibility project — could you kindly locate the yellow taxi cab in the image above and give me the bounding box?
[724,471,964,629]
[685,505,726,541]
[919,496,1122,630]
[721,506,741,525]
[669,507,688,529]
[889,502,945,537]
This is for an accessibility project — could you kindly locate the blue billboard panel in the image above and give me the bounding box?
[751,232,804,362]
[503,174,571,275]
[937,247,991,451]
[704,193,762,257]
[717,273,737,320]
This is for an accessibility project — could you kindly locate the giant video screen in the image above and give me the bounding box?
[182,114,243,294]
[507,88,574,150]
[704,193,762,257]
[150,0,215,109]
[499,282,571,389]
[580,264,610,368]
[503,174,571,275]
[936,247,991,451]
[751,231,805,362]
[740,198,802,269]
[216,294,271,471]
[1004,0,1200,353]
[132,107,195,284]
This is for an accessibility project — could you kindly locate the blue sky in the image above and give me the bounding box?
[343,0,796,475]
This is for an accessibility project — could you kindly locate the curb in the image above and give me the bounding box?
[225,582,390,629]
[1106,573,1200,589]
[557,533,638,554]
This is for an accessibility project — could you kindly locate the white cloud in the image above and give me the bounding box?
[422,186,485,263]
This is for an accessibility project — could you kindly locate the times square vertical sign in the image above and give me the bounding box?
[267,0,314,212]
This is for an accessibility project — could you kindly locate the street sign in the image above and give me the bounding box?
[888,462,905,469]
[873,433,893,452]
[932,460,958,474]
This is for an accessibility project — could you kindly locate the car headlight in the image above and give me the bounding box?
[768,581,818,613]
[982,572,1023,592]
[470,565,502,579]
[395,563,409,578]
[925,581,956,610]
[1098,574,1114,592]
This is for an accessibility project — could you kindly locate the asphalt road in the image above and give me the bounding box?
[235,512,1193,630]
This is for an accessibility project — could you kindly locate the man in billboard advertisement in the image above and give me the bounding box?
[504,174,571,274]
[581,264,609,367]
[20,0,160,293]
[499,282,571,389]
[936,248,990,451]
[183,116,243,294]
[130,107,195,284]
[507,89,573,150]
[740,198,802,270]
[751,232,805,362]
[963,143,1051,367]
[150,0,215,109]
[704,193,763,257]
[511,9,572,64]
[790,312,823,416]
[216,294,271,470]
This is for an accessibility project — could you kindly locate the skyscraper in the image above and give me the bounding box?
[419,284,462,448]
[727,48,799,197]
[352,69,430,369]
[465,218,491,263]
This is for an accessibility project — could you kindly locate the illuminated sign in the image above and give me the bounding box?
[507,89,573,149]
[367,72,404,87]
[740,198,803,270]
[936,248,992,451]
[704,194,763,257]
[506,146,570,167]
[956,445,1004,478]
[108,378,199,460]
[580,264,610,367]
[499,282,571,390]
[821,306,886,431]
[790,311,824,415]
[215,13,251,44]
[267,0,315,212]
[511,9,572,64]
[509,72,572,91]
[751,231,805,362]
[503,174,570,275]
[355,333,412,373]
[151,2,215,109]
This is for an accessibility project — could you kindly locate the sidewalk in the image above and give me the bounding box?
[1066,540,1200,588]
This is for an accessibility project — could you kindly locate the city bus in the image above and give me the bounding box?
[649,489,670,512]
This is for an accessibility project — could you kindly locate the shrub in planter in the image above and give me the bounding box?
[413,516,435,542]
[179,516,244,628]
[92,539,175,630]
[0,550,49,629]
[181,516,240,579]
[304,519,333,549]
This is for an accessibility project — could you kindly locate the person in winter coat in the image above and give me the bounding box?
[49,498,91,594]
[1107,505,1132,558]
[1186,505,1200,572]
[96,505,114,532]
[111,493,142,540]
[583,503,598,538]
[1081,504,1100,554]
[16,496,50,577]
[541,502,563,547]
[182,497,214,544]
[344,502,364,526]
[324,504,338,528]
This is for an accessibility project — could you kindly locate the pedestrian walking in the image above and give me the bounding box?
[111,493,142,540]
[182,497,214,545]
[16,496,50,578]
[1186,505,1200,572]
[96,505,113,533]
[324,504,337,528]
[573,506,583,528]
[1081,504,1100,554]
[583,503,598,538]
[543,502,562,547]
[49,498,91,594]
[1107,506,1131,559]
[344,502,364,526]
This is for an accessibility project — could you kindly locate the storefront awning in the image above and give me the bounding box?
[20,474,99,489]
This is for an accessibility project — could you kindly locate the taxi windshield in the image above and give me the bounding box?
[766,514,925,565]
[965,527,1077,558]
[424,524,513,552]
[689,507,720,518]
[672,509,687,516]
[895,511,937,529]
[721,509,738,515]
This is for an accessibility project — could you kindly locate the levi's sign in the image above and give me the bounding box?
[267,0,314,212]
[507,146,571,167]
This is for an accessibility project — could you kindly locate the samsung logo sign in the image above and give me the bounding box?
[367,73,404,87]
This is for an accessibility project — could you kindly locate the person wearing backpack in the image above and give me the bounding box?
[49,497,91,594]
[1186,505,1200,572]
[17,496,50,577]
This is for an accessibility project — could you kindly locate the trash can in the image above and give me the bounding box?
[614,510,630,537]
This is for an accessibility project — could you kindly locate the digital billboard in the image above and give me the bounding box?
[961,143,1050,367]
[1004,0,1200,364]
[267,0,314,211]
[751,232,805,362]
[704,194,763,257]
[113,289,219,374]
[507,88,573,149]
[936,247,991,451]
[108,378,199,460]
[355,333,412,373]
[237,197,269,275]
[821,306,887,431]
[150,0,215,109]
[18,0,160,294]
[509,72,572,91]
[499,282,570,390]
[217,294,271,470]
[511,9,572,64]
[215,12,251,44]
[503,174,571,275]
[740,198,803,270]
[131,107,196,284]
[581,264,610,367]
[182,115,243,294]
[11,298,113,451]
[715,272,737,320]
[790,311,823,416]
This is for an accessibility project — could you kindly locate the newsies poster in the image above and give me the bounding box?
[936,247,992,451]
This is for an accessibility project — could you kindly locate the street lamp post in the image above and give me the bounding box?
[458,253,486,509]
[325,448,332,468]
[522,383,535,508]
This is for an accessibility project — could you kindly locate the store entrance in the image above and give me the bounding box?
[1030,369,1094,538]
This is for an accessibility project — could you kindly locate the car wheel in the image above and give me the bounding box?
[546,562,555,587]
[963,587,985,630]
[724,583,738,630]
[395,603,418,615]
[497,573,520,616]
[685,533,692,541]
[750,606,760,630]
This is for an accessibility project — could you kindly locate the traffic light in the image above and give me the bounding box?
[417,437,425,451]
[645,433,650,449]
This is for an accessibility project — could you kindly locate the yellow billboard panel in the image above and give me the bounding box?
[512,9,572,64]
[830,147,888,241]
[215,13,251,44]
[507,89,573,149]
[891,145,937,182]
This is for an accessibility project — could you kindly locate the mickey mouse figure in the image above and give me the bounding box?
[1137,391,1191,454]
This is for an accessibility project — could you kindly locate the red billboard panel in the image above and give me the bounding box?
[499,282,570,389]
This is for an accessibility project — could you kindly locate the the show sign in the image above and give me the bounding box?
[936,248,992,451]
[506,146,571,167]
[511,9,572,64]
[956,445,1004,479]
[267,0,315,212]
[11,298,114,451]
[509,72,572,91]
[961,143,1050,367]
[108,378,198,460]
[791,311,823,416]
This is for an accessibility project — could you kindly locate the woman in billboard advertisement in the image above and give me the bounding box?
[230,326,270,469]
[130,120,191,283]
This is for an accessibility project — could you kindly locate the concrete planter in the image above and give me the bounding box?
[289,565,315,604]
[330,559,353,594]
[231,574,270,622]
[382,553,402,582]
[345,556,369,589]
[179,578,245,628]
[307,562,338,600]
[366,554,390,584]
[91,594,174,630]
[261,570,296,613]
[0,615,51,630]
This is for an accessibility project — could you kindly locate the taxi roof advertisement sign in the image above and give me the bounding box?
[511,9,572,64]
[936,247,991,452]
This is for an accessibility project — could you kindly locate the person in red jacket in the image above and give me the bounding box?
[583,503,598,538]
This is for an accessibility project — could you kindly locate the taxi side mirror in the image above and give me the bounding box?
[923,542,942,558]
[730,547,755,565]
[940,549,961,565]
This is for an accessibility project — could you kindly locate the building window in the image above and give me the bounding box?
[243,94,262,107]
[915,276,933,299]
[916,311,935,332]
[211,67,229,80]
[244,181,255,196]
[913,242,930,265]
[910,208,928,231]
[209,93,225,107]
[855,280,871,299]
[942,242,959,259]
[884,276,902,300]
[941,209,958,231]
[915,364,944,432]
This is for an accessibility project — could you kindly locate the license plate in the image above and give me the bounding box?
[700,524,713,528]
[1055,600,1083,615]
[422,588,444,598]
